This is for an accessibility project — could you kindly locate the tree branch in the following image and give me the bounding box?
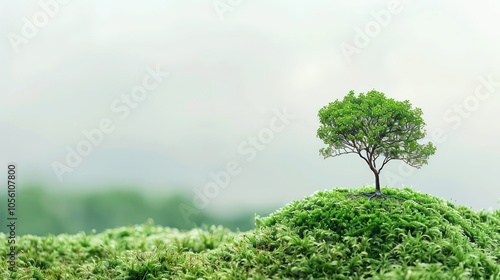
[377,157,392,173]
[357,151,371,167]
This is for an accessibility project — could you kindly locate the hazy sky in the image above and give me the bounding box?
[1,1,500,214]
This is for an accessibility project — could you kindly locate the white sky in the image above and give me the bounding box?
[1,0,499,213]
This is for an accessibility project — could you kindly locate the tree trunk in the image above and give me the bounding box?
[374,171,381,194]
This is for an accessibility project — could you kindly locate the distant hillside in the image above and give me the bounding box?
[0,186,267,235]
[1,187,499,279]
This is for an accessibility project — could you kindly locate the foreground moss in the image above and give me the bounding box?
[1,187,499,279]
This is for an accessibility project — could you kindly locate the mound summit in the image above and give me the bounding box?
[247,187,500,279]
[1,187,499,279]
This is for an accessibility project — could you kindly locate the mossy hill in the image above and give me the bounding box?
[1,187,499,279]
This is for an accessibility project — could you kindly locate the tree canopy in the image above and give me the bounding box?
[317,90,436,197]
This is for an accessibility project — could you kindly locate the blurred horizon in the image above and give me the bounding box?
[2,180,498,236]
[0,182,276,236]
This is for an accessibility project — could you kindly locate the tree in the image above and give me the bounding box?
[317,90,436,198]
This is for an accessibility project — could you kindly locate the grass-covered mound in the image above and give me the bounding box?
[1,187,499,279]
[246,187,500,279]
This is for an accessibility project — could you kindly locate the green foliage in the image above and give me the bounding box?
[317,90,436,191]
[1,188,499,279]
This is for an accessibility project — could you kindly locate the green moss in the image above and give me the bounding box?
[1,187,499,279]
